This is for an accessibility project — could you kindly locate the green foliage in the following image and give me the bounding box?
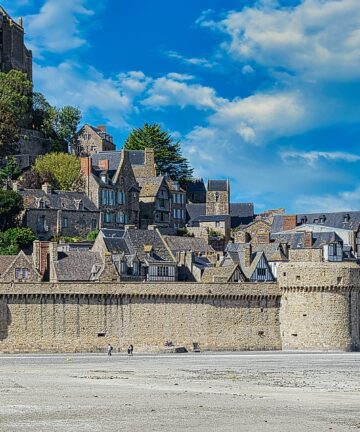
[86,230,99,241]
[0,227,36,255]
[124,123,193,181]
[0,70,32,127]
[0,190,23,230]
[34,152,82,191]
[208,228,224,239]
[0,157,21,188]
[0,102,19,157]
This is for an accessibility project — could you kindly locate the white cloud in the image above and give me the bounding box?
[142,76,225,110]
[281,151,360,166]
[24,0,94,54]
[295,187,360,213]
[34,62,133,127]
[165,50,217,69]
[201,0,360,81]
[117,71,152,96]
[241,65,254,75]
[166,72,194,81]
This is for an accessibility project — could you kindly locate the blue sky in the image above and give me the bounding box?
[4,0,360,213]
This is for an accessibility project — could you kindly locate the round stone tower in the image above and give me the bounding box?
[278,261,360,351]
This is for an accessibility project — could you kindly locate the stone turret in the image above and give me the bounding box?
[206,179,230,216]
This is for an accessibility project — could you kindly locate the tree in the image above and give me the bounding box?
[19,169,56,190]
[124,123,193,181]
[0,157,21,188]
[0,70,32,127]
[0,102,19,157]
[0,227,36,255]
[0,190,23,230]
[33,152,82,191]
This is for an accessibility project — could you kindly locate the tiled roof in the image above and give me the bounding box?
[201,265,242,283]
[137,176,165,198]
[207,180,228,191]
[227,242,287,262]
[55,250,103,281]
[193,214,230,222]
[271,231,343,248]
[186,203,254,227]
[186,179,206,194]
[163,236,215,254]
[0,256,16,275]
[91,151,121,172]
[19,190,99,212]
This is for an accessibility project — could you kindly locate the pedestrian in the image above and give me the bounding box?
[130,344,134,356]
[107,344,113,356]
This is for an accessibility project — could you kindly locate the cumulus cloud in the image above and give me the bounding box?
[200,0,360,81]
[142,76,225,110]
[281,151,360,166]
[24,0,95,54]
[34,62,133,127]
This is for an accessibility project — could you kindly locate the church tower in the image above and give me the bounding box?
[206,179,230,216]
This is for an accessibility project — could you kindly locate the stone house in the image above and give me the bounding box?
[76,124,115,156]
[129,148,157,178]
[92,228,177,281]
[201,264,244,283]
[81,150,140,229]
[137,176,172,229]
[190,214,231,242]
[167,179,186,229]
[206,180,230,216]
[0,7,32,80]
[0,250,42,282]
[15,183,100,240]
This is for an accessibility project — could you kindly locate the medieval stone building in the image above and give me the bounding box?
[0,7,32,80]
[81,150,140,229]
[76,124,115,156]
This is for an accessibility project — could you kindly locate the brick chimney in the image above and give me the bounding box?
[98,159,109,170]
[80,157,92,177]
[283,215,297,231]
[304,231,313,248]
[32,240,50,277]
[244,244,252,267]
[96,125,106,132]
[42,182,52,194]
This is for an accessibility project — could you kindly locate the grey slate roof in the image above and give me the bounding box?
[193,215,230,223]
[271,211,360,232]
[20,190,99,212]
[54,250,103,281]
[100,229,174,263]
[186,203,254,228]
[271,231,343,248]
[207,180,228,191]
[163,236,215,255]
[227,242,287,262]
[186,179,206,194]
[128,150,145,165]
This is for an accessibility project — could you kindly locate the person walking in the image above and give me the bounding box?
[107,344,113,356]
[130,344,134,356]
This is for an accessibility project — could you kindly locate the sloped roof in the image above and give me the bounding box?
[163,236,215,255]
[271,230,343,249]
[201,265,243,283]
[91,151,121,172]
[55,250,103,281]
[271,211,360,233]
[0,256,17,275]
[194,215,230,223]
[137,176,165,198]
[186,203,254,227]
[186,179,206,194]
[19,190,98,212]
[227,242,287,262]
[128,150,145,165]
[207,180,228,191]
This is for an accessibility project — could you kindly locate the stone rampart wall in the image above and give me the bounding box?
[0,282,281,353]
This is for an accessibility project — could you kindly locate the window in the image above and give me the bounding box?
[215,192,219,202]
[157,266,169,277]
[116,211,125,224]
[15,268,29,280]
[91,219,97,229]
[78,201,83,211]
[333,243,338,256]
[160,199,165,208]
[101,189,108,205]
[257,268,266,277]
[101,174,108,184]
[173,209,177,218]
[133,262,139,275]
[63,217,68,228]
[215,221,220,228]
[124,214,129,224]
[108,191,115,206]
[104,212,112,223]
[117,191,125,204]
[39,200,45,209]
[344,214,350,223]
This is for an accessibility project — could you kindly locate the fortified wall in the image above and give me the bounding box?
[0,261,359,353]
[0,282,281,353]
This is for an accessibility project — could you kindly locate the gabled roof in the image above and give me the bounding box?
[19,190,98,212]
[201,264,243,283]
[137,176,167,198]
[227,241,287,262]
[128,150,145,165]
[193,215,230,223]
[186,203,254,228]
[271,230,343,249]
[91,151,122,172]
[54,250,103,281]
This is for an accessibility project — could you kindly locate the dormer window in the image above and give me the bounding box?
[36,198,45,209]
[101,173,108,184]
[343,213,350,223]
[319,215,326,224]
[300,216,307,224]
[75,199,83,211]
[215,192,219,202]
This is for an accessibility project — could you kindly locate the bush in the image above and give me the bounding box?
[0,227,36,255]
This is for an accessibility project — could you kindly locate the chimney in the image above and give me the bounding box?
[244,244,252,267]
[99,252,119,282]
[144,148,157,176]
[304,231,313,248]
[12,181,23,192]
[32,241,50,277]
[283,215,297,231]
[147,225,157,231]
[42,182,52,194]
[48,242,58,282]
[18,17,23,27]
[125,225,136,231]
[98,159,109,170]
[80,157,92,177]
[234,230,250,244]
[96,125,106,132]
